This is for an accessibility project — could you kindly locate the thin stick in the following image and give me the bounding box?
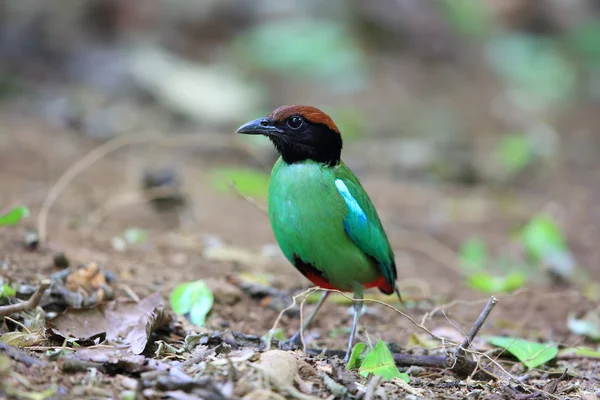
[37,133,258,243]
[0,280,50,318]
[304,293,500,379]
[364,375,382,400]
[0,341,45,366]
[229,183,268,214]
[456,296,498,358]
[267,287,319,349]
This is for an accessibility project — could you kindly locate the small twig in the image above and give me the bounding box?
[365,375,382,400]
[304,294,500,379]
[228,182,267,214]
[456,296,498,358]
[0,280,50,318]
[4,316,33,335]
[0,341,45,367]
[62,357,106,374]
[307,349,475,372]
[37,132,260,243]
[120,284,140,303]
[267,287,319,349]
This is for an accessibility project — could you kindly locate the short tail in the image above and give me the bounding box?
[395,286,403,303]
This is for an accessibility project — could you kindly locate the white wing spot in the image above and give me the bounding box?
[335,179,367,221]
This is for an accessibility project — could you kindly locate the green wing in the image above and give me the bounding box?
[334,164,397,291]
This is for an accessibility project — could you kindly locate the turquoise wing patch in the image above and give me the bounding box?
[334,178,396,287]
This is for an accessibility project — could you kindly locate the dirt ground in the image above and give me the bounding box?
[1,111,599,399]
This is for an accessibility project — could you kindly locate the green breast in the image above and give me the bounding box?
[267,158,380,290]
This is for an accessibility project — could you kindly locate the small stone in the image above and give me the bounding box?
[24,231,39,250]
[205,278,242,306]
[53,252,70,268]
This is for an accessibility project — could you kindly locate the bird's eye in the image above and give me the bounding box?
[286,116,304,130]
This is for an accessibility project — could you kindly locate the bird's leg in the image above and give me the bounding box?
[345,289,364,362]
[280,290,330,350]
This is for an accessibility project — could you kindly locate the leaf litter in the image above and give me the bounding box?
[48,292,171,354]
[2,124,600,399]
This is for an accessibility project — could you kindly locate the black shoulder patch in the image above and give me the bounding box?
[293,254,323,279]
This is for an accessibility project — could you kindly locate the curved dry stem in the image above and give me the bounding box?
[0,280,50,318]
[37,133,258,242]
[267,287,319,350]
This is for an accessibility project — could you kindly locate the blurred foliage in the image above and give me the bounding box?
[486,34,576,110]
[170,280,214,327]
[0,282,16,299]
[459,212,579,293]
[123,228,148,245]
[485,336,558,369]
[437,0,492,38]
[0,206,29,226]
[569,20,600,65]
[559,346,600,358]
[233,20,366,92]
[495,133,534,174]
[467,271,526,294]
[111,228,148,253]
[568,310,600,341]
[459,237,487,273]
[519,214,576,279]
[262,328,286,343]
[210,168,270,200]
[459,237,526,293]
[328,108,366,141]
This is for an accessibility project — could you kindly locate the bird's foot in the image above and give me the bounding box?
[343,350,351,363]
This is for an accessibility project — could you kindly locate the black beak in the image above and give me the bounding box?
[236,118,283,136]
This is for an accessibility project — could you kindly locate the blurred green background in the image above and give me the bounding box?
[1,0,600,296]
[1,0,599,183]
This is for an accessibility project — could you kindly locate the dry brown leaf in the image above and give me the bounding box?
[48,293,171,354]
[0,330,45,347]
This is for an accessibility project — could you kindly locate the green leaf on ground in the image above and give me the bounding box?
[123,228,148,244]
[558,346,600,358]
[170,280,214,327]
[358,340,409,382]
[459,237,487,272]
[210,168,270,200]
[329,326,351,339]
[521,215,567,261]
[262,328,286,343]
[520,214,575,278]
[486,336,558,369]
[0,206,30,226]
[567,311,600,341]
[497,133,533,173]
[467,271,526,293]
[0,282,16,298]
[345,342,367,370]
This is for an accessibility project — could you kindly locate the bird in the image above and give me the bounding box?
[236,105,401,361]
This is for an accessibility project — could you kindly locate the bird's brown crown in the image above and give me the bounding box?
[269,105,340,135]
